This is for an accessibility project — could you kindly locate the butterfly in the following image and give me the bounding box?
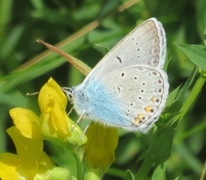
[63,18,169,132]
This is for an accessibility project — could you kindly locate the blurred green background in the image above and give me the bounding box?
[0,0,206,179]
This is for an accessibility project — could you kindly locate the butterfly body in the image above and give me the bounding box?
[65,18,169,132]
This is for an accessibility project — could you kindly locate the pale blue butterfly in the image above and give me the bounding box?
[63,18,169,133]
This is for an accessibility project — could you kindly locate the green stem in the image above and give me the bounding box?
[177,75,206,121]
[135,157,152,179]
[74,147,85,180]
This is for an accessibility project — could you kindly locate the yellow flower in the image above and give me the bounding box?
[9,78,86,145]
[0,153,20,180]
[38,78,87,145]
[38,78,71,139]
[84,123,118,174]
[0,127,69,180]
[9,108,42,139]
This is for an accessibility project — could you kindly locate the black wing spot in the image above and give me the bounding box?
[116,56,123,63]
[130,102,134,106]
[140,89,145,93]
[156,88,163,93]
[156,98,160,103]
[152,71,158,76]
[133,76,138,80]
[117,87,121,93]
[157,79,163,85]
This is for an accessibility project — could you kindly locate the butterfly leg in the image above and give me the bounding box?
[77,110,85,124]
[70,110,85,132]
[67,107,74,116]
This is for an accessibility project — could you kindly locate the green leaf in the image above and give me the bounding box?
[175,43,206,71]
[135,125,175,179]
[151,165,166,180]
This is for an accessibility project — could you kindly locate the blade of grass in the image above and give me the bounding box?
[36,39,91,76]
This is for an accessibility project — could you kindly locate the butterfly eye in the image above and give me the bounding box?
[69,94,73,99]
[62,87,73,101]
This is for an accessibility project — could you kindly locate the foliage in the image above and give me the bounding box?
[0,0,206,179]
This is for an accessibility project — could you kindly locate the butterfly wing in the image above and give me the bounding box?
[83,18,166,85]
[70,18,168,132]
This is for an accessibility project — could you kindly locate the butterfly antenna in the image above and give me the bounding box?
[26,92,39,96]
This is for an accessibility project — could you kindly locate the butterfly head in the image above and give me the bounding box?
[62,87,74,102]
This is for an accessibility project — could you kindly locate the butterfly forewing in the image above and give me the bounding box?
[83,18,166,85]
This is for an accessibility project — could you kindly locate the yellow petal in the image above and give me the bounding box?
[7,126,44,179]
[84,123,118,170]
[33,151,70,180]
[38,78,67,112]
[50,103,69,137]
[40,96,71,140]
[9,108,42,139]
[0,153,20,180]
